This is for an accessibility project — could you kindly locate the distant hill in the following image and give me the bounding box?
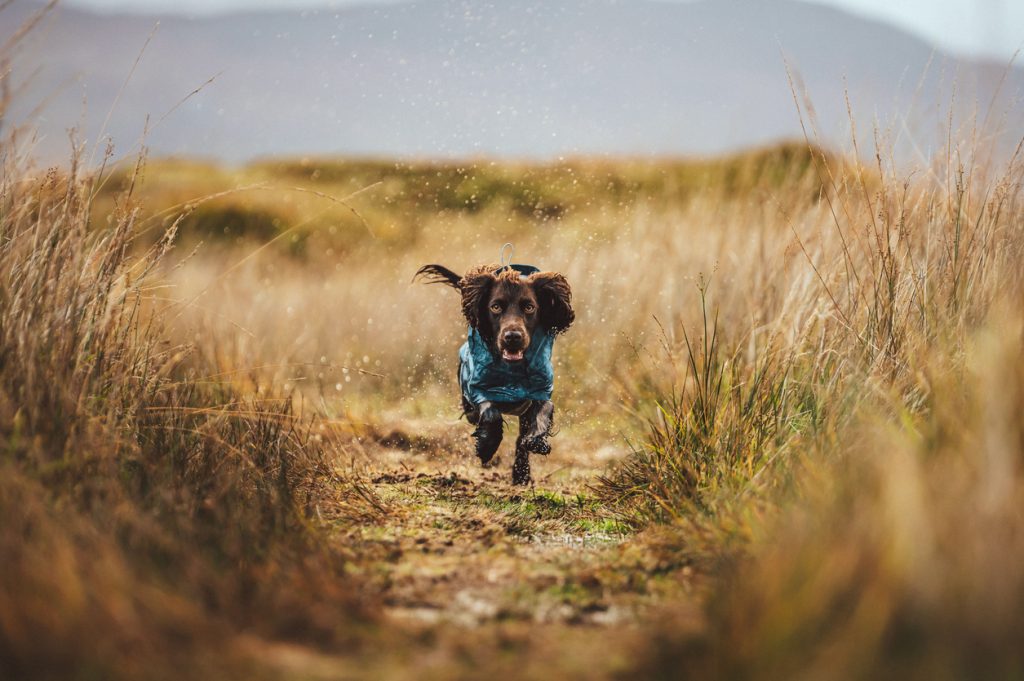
[2,0,1021,162]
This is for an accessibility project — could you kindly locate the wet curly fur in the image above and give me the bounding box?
[415,262,574,484]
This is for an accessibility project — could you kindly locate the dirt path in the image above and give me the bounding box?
[299,418,702,678]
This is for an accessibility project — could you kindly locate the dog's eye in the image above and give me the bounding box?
[522,302,536,313]
[489,303,503,313]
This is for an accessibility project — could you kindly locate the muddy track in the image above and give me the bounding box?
[245,421,703,679]
[338,423,696,629]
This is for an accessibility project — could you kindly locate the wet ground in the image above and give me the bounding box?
[281,418,704,679]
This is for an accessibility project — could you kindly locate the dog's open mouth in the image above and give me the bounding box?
[501,348,525,362]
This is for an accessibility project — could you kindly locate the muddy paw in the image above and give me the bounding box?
[476,435,501,464]
[512,457,532,485]
[474,408,503,464]
[523,436,551,455]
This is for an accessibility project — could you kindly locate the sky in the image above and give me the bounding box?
[59,0,1024,62]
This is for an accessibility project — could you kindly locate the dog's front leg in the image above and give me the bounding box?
[512,401,554,486]
[519,400,553,455]
[512,435,532,485]
[472,401,503,464]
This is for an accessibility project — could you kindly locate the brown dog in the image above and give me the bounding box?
[416,263,574,484]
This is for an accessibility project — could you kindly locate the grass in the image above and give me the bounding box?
[472,489,623,537]
[597,133,1024,677]
[6,130,1023,677]
[93,142,836,255]
[0,135,381,681]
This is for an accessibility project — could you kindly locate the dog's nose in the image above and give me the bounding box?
[502,330,524,346]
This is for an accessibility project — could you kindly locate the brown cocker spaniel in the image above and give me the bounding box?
[415,262,574,484]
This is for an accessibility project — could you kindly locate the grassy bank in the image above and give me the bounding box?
[0,145,382,680]
[601,141,1024,677]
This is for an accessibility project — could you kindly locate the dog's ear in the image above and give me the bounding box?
[460,265,498,335]
[529,271,574,334]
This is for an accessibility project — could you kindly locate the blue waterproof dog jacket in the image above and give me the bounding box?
[458,264,556,405]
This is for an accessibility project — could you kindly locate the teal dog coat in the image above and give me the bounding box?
[458,264,556,405]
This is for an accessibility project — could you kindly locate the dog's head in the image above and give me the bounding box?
[415,263,574,363]
[459,265,574,362]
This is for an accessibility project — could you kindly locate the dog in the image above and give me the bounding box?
[415,262,574,484]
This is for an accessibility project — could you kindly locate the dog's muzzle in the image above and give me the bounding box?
[499,329,527,361]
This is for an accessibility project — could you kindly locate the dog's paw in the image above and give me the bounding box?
[511,462,532,486]
[474,408,503,464]
[475,433,501,464]
[522,436,551,455]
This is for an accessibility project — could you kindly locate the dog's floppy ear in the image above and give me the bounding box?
[529,271,574,334]
[459,265,498,335]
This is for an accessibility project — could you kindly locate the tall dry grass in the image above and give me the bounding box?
[600,131,1024,676]
[67,114,1024,676]
[0,143,376,679]
[147,147,834,452]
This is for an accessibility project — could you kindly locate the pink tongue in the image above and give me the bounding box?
[503,349,524,361]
